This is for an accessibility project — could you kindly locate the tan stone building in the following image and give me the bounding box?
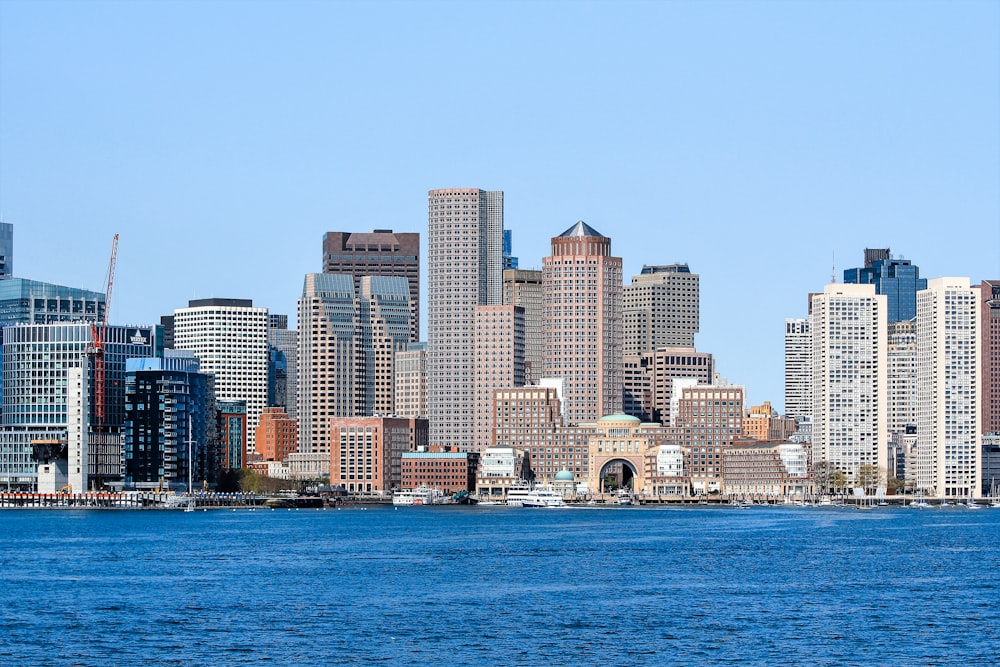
[586,414,669,496]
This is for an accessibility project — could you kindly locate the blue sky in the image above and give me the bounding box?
[1,0,998,411]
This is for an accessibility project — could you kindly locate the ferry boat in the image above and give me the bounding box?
[392,486,452,506]
[506,483,567,508]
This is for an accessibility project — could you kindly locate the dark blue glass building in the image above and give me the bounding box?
[844,249,926,322]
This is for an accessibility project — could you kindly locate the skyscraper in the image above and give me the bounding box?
[982,280,1000,436]
[543,221,623,425]
[296,273,414,475]
[173,298,268,457]
[809,283,888,482]
[783,318,811,421]
[474,305,525,451]
[427,188,503,451]
[123,352,215,491]
[0,222,12,279]
[915,277,980,498]
[1,322,157,489]
[322,230,420,340]
[503,269,542,384]
[844,248,927,322]
[623,264,700,355]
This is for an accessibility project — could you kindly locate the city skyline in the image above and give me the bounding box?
[2,1,997,410]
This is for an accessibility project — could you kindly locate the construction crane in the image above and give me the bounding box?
[89,234,119,427]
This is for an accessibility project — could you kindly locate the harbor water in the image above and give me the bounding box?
[1,505,998,665]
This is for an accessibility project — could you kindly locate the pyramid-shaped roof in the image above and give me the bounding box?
[558,220,605,238]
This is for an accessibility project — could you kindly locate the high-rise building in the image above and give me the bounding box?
[297,274,356,470]
[886,320,918,436]
[1,322,157,489]
[981,280,1000,437]
[267,316,298,420]
[296,273,414,475]
[123,352,215,491]
[844,248,927,322]
[809,284,888,482]
[543,221,623,425]
[173,299,268,455]
[503,269,543,384]
[0,278,105,328]
[623,264,699,355]
[915,278,980,498]
[474,305,525,451]
[672,384,745,495]
[503,229,518,270]
[784,318,811,422]
[217,400,247,471]
[427,188,503,451]
[394,342,427,419]
[0,222,12,279]
[322,230,420,340]
[623,347,715,425]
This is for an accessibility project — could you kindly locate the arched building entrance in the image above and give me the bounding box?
[586,413,665,498]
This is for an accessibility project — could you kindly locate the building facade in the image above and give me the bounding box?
[123,353,215,491]
[915,277,980,498]
[1,322,157,489]
[322,230,420,340]
[401,450,479,494]
[217,400,247,471]
[474,305,525,451]
[394,342,427,419]
[330,416,428,494]
[623,264,700,355]
[492,386,593,482]
[0,222,11,279]
[502,269,543,384]
[543,221,623,425]
[173,298,268,455]
[784,318,811,422]
[255,406,298,462]
[809,283,888,482]
[982,280,1000,437]
[844,249,927,323]
[267,317,298,420]
[427,188,503,451]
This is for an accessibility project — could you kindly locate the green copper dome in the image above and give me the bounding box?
[555,469,574,481]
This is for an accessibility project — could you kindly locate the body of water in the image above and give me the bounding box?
[1,505,998,666]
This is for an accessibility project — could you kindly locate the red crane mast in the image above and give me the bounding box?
[90,234,119,426]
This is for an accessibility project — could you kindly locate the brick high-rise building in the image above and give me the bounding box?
[322,230,419,340]
[427,188,503,451]
[543,221,623,425]
[330,416,428,494]
[982,280,1000,437]
[474,305,524,451]
[255,407,298,462]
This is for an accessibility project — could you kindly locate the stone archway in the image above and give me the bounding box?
[598,459,638,494]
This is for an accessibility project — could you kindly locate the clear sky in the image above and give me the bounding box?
[1,0,998,411]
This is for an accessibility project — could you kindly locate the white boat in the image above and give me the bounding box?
[392,486,452,506]
[507,483,567,508]
[615,490,636,506]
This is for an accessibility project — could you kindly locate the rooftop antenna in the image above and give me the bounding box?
[831,251,836,284]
